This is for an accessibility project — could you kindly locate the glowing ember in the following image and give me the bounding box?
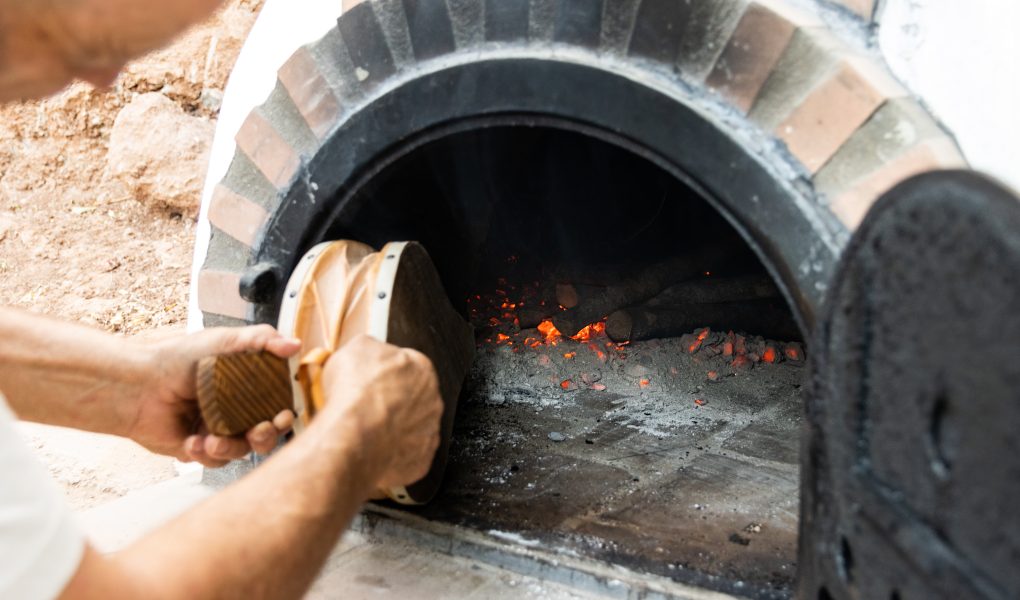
[731,355,751,369]
[734,336,747,355]
[537,319,562,344]
[570,321,606,342]
[591,383,607,391]
[471,273,801,386]
[684,328,712,354]
[695,398,707,406]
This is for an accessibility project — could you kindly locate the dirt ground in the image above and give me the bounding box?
[1,1,264,510]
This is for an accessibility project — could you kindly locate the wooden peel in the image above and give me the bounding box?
[196,351,293,437]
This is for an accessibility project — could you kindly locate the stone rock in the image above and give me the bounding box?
[105,93,214,216]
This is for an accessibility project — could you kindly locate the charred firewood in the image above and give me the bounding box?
[555,283,579,308]
[554,282,606,312]
[644,274,780,307]
[552,243,736,336]
[605,300,801,343]
[518,305,556,329]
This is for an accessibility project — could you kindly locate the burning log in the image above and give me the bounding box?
[555,283,579,308]
[605,300,801,343]
[555,282,604,312]
[518,305,556,329]
[644,274,780,307]
[553,244,735,336]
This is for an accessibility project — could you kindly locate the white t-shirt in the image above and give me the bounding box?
[0,397,84,599]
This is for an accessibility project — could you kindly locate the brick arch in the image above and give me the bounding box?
[197,0,963,327]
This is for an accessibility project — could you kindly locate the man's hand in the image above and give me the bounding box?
[129,325,302,467]
[318,335,443,492]
[0,0,224,101]
[59,334,443,600]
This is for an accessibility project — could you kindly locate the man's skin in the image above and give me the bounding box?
[0,1,446,598]
[0,0,224,100]
[0,308,301,465]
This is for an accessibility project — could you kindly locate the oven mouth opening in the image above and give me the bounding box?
[317,123,804,596]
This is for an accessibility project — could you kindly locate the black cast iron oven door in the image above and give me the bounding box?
[802,171,1020,600]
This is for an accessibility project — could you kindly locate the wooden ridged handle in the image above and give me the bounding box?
[196,352,293,436]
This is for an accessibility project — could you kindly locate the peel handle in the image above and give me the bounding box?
[196,351,294,437]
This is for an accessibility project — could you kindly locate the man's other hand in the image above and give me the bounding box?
[319,335,443,492]
[0,0,224,101]
[129,325,301,467]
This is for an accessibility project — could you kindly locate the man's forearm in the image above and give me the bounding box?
[64,412,373,600]
[0,307,150,435]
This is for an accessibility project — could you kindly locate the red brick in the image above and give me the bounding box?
[234,111,301,189]
[830,138,966,228]
[706,0,819,113]
[278,47,341,140]
[777,57,905,173]
[197,269,249,320]
[207,185,269,247]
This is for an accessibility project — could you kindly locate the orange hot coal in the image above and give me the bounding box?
[688,328,710,353]
[570,321,606,343]
[537,319,562,345]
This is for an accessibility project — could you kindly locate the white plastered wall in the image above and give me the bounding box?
[188,0,1020,329]
[879,0,1020,194]
[187,0,342,331]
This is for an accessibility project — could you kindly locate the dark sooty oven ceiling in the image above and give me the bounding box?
[328,125,774,304]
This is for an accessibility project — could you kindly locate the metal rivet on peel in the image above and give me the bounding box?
[386,254,395,259]
[378,292,387,299]
[288,290,297,298]
[306,254,315,260]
